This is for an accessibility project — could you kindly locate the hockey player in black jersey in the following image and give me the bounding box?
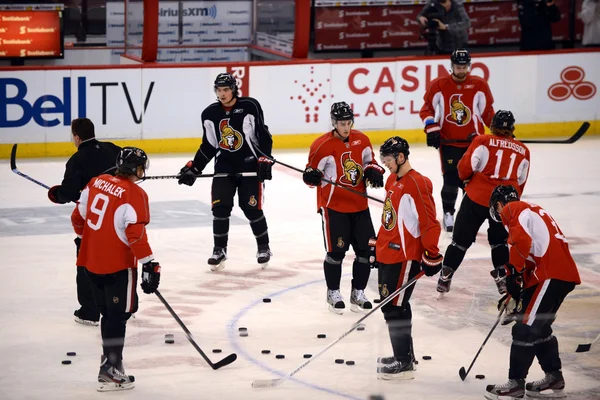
[177,73,274,271]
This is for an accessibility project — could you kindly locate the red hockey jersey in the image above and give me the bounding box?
[71,174,154,274]
[376,170,441,264]
[420,75,495,147]
[306,129,378,213]
[500,201,581,288]
[458,134,531,207]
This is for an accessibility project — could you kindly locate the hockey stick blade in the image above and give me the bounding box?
[459,366,467,381]
[211,353,237,370]
[10,144,51,189]
[520,121,590,144]
[575,332,600,353]
[251,378,284,389]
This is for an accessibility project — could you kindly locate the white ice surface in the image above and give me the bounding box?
[1,140,599,400]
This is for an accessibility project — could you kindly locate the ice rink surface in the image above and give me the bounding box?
[1,138,599,400]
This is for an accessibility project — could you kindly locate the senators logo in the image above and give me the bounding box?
[219,119,243,152]
[445,94,472,126]
[338,152,363,187]
[382,196,397,231]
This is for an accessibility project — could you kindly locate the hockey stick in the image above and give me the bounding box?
[458,296,510,381]
[251,271,425,388]
[575,331,600,353]
[254,149,385,204]
[10,144,51,189]
[155,290,237,370]
[442,121,590,145]
[143,172,257,180]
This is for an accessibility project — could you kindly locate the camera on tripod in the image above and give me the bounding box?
[420,0,446,55]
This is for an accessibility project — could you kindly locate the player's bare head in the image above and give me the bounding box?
[214,73,238,104]
[331,102,354,138]
[71,118,95,147]
[489,184,520,222]
[380,136,410,173]
[116,147,149,180]
[450,49,470,80]
[490,110,516,138]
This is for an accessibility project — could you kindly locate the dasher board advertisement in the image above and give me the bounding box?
[0,10,64,59]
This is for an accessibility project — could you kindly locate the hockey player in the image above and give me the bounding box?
[420,48,496,232]
[47,118,121,326]
[177,73,274,271]
[485,185,581,400]
[374,136,443,380]
[71,147,161,392]
[303,102,384,314]
[437,110,530,297]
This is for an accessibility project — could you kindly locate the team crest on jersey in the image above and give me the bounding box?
[382,196,397,231]
[337,237,345,248]
[219,119,243,152]
[338,152,363,187]
[248,195,257,207]
[445,94,472,126]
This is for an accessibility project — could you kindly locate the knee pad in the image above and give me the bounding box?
[354,250,369,265]
[242,209,264,222]
[450,240,470,252]
[490,243,509,268]
[382,303,412,322]
[213,206,232,219]
[442,174,462,188]
[325,252,345,265]
[512,323,534,346]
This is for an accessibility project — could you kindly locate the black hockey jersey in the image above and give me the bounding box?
[192,97,273,174]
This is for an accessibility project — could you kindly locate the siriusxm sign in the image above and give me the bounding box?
[159,5,217,18]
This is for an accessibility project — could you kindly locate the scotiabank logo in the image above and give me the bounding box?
[548,66,596,101]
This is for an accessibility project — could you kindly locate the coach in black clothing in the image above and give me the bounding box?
[48,118,121,326]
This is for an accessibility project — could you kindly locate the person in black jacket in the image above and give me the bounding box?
[517,0,561,51]
[177,73,274,271]
[48,118,121,326]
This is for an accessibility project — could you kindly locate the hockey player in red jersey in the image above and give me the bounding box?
[71,147,161,392]
[437,110,530,297]
[303,102,385,314]
[373,137,443,380]
[485,185,581,400]
[420,48,496,232]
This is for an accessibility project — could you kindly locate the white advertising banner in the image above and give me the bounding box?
[182,1,252,46]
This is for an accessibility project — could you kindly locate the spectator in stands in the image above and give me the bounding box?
[517,0,561,51]
[417,0,471,54]
[580,0,600,46]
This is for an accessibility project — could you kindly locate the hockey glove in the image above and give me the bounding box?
[141,261,161,294]
[424,120,441,149]
[74,237,81,257]
[257,156,274,182]
[421,250,443,276]
[368,237,378,269]
[497,294,519,325]
[48,185,66,204]
[302,167,323,187]
[363,163,385,188]
[177,161,200,186]
[505,263,523,300]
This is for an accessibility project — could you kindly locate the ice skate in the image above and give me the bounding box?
[208,247,227,271]
[484,379,525,400]
[350,288,372,313]
[377,356,396,365]
[256,245,272,269]
[97,356,135,392]
[490,268,507,295]
[377,359,416,381]
[526,371,566,398]
[327,289,345,314]
[436,266,454,299]
[442,212,454,233]
[73,309,99,326]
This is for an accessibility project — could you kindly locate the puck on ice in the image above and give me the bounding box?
[66,352,76,357]
[276,354,285,359]
[317,334,326,339]
[238,327,247,332]
[240,332,248,337]
[212,349,222,353]
[357,326,365,331]
[422,355,432,360]
[374,298,382,304]
[261,350,271,354]
[335,359,344,364]
[346,360,355,365]
[263,298,271,303]
[61,360,71,365]
[476,374,486,379]
[303,354,312,359]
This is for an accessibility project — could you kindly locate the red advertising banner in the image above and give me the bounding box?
[0,10,63,58]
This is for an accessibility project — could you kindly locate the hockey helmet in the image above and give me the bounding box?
[491,110,516,131]
[489,184,519,223]
[116,147,149,177]
[380,136,410,161]
[330,102,354,126]
[450,49,471,66]
[214,73,239,97]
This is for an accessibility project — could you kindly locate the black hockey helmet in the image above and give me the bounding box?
[116,147,149,177]
[491,110,516,131]
[214,72,238,97]
[489,185,520,222]
[380,136,410,160]
[330,101,354,126]
[450,49,471,66]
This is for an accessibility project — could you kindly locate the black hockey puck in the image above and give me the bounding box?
[476,374,486,379]
[61,360,71,365]
[317,334,326,339]
[346,360,355,365]
[263,298,271,303]
[165,339,175,344]
[422,355,432,360]
[275,354,285,359]
[212,349,222,353]
[66,352,76,357]
[240,332,248,337]
[374,298,382,304]
[303,354,312,359]
[261,350,271,354]
[238,327,247,332]
[335,359,344,364]
[357,325,365,331]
